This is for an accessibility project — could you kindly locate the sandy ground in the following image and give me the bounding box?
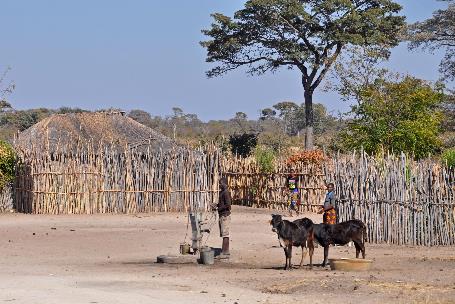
[1,206,454,304]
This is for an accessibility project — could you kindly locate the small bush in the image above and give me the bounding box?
[441,148,455,168]
[0,140,16,189]
[254,146,276,173]
[229,133,258,157]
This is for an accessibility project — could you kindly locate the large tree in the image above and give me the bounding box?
[408,0,455,82]
[201,0,404,149]
[325,45,392,104]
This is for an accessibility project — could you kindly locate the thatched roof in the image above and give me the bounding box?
[15,112,175,153]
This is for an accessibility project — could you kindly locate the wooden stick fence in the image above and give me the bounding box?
[13,143,220,214]
[221,151,455,246]
[327,151,455,246]
[6,140,455,246]
[221,155,326,212]
[0,185,13,212]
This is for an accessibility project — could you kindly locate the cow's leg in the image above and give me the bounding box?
[353,239,366,259]
[284,245,293,270]
[299,245,307,268]
[360,239,366,259]
[283,247,288,270]
[354,240,361,258]
[287,245,293,270]
[322,246,329,267]
[308,238,314,270]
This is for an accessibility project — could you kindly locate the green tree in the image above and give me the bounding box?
[273,101,301,135]
[325,45,392,103]
[201,0,404,150]
[260,108,277,120]
[313,103,337,135]
[128,109,153,126]
[440,91,455,147]
[57,107,87,114]
[231,111,249,132]
[229,133,258,157]
[342,76,444,159]
[407,1,455,82]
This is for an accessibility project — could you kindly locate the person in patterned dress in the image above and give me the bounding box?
[322,183,337,224]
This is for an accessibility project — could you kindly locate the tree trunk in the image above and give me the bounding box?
[304,90,314,150]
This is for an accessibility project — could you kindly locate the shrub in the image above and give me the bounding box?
[229,133,258,157]
[441,148,455,168]
[0,140,16,189]
[342,76,443,159]
[254,146,276,173]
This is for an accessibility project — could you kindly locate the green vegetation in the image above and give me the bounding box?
[254,147,276,173]
[408,1,455,82]
[229,133,258,157]
[1,2,454,166]
[442,148,455,168]
[0,107,88,142]
[0,140,16,189]
[201,0,404,149]
[342,77,444,159]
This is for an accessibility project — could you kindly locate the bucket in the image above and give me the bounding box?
[180,243,191,255]
[200,247,214,265]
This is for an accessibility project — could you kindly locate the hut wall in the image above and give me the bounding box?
[14,144,219,214]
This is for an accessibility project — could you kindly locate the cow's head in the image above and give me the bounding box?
[270,214,283,233]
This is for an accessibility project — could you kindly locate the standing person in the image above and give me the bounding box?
[217,177,231,258]
[287,170,300,217]
[321,183,337,224]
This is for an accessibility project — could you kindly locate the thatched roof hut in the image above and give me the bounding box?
[14,111,175,153]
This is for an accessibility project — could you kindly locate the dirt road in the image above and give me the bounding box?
[1,206,454,304]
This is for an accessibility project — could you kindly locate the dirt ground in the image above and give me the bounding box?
[1,206,454,304]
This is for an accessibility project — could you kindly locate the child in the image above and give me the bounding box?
[287,171,300,217]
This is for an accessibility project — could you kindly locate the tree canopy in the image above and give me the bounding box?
[201,0,405,149]
[408,0,455,82]
[342,76,444,159]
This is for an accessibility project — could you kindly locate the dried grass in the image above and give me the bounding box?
[15,112,174,153]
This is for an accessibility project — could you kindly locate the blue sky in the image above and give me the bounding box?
[0,0,449,121]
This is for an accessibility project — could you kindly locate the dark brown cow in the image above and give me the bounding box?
[313,219,367,267]
[270,214,314,270]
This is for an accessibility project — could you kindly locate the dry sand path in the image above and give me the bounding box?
[1,206,454,304]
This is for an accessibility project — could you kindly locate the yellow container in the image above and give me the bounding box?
[329,258,373,271]
[179,243,191,255]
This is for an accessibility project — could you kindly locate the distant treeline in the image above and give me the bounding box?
[1,79,454,160]
[0,101,343,152]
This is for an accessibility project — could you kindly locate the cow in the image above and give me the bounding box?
[313,219,367,267]
[270,214,314,270]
